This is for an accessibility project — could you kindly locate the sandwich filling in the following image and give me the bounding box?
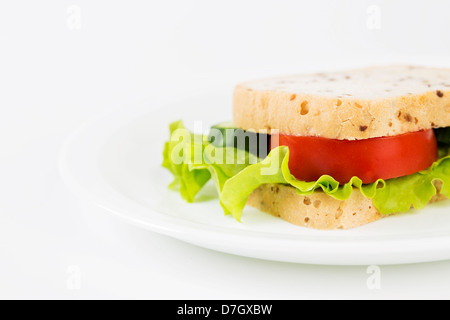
[163,121,450,222]
[272,130,438,184]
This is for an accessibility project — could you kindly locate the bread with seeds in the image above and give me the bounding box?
[234,65,450,140]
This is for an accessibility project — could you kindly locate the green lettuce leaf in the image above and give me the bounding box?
[163,121,450,221]
[162,120,211,202]
[219,147,386,221]
[162,120,258,201]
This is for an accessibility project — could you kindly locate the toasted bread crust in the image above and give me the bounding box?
[247,183,447,230]
[233,66,450,140]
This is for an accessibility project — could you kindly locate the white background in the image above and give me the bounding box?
[1,0,450,299]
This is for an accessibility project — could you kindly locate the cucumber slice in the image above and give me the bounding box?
[208,122,271,158]
[210,121,239,130]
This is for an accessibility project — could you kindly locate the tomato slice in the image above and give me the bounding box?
[271,130,438,184]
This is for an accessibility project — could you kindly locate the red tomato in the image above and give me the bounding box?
[271,130,438,184]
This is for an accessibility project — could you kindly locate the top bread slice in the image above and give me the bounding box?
[233,65,450,140]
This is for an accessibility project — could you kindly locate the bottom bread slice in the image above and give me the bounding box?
[247,183,447,230]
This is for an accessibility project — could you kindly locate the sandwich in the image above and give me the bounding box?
[162,65,450,230]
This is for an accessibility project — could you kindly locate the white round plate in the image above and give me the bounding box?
[59,93,450,266]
